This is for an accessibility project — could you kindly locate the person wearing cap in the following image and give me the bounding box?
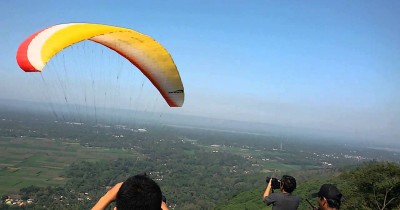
[263,175,300,210]
[312,184,343,210]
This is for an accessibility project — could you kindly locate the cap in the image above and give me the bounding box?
[312,184,342,201]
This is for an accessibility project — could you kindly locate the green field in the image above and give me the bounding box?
[203,144,308,173]
[0,136,300,195]
[0,137,140,195]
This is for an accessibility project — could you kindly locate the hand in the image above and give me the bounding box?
[161,201,169,210]
[91,182,123,210]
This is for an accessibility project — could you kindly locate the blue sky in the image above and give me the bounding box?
[0,1,399,144]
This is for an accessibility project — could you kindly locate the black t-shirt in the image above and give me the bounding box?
[264,192,300,210]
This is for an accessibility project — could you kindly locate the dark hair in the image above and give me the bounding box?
[116,174,162,210]
[281,175,296,193]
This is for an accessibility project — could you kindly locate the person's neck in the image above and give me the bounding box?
[322,207,338,210]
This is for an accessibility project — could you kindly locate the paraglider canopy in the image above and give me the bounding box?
[16,23,184,107]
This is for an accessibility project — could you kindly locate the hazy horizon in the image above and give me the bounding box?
[0,1,399,145]
[1,97,398,149]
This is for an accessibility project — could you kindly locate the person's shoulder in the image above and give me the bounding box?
[270,192,281,197]
[291,194,301,202]
[264,192,282,206]
[295,195,301,200]
[284,193,300,200]
[265,192,279,200]
[289,193,300,198]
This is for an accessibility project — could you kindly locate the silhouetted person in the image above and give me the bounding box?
[312,184,342,210]
[92,174,168,210]
[263,175,300,210]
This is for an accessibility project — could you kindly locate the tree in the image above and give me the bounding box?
[341,161,400,210]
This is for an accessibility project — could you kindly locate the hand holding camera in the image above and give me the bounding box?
[266,177,281,189]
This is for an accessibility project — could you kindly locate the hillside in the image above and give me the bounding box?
[215,162,400,210]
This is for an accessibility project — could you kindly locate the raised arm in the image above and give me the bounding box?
[91,182,123,210]
[263,178,272,200]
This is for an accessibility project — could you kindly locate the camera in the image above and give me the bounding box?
[266,177,281,189]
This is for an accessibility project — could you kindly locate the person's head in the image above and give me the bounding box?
[115,174,162,210]
[280,175,297,193]
[313,184,342,210]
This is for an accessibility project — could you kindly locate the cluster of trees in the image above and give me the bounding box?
[340,161,400,209]
[0,156,262,209]
[3,160,399,210]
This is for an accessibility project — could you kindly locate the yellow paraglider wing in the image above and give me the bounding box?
[16,23,184,107]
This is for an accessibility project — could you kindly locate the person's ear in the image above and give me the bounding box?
[321,197,328,207]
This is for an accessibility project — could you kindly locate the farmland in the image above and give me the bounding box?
[0,137,139,195]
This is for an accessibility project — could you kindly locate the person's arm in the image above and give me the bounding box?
[263,178,272,200]
[91,182,123,210]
